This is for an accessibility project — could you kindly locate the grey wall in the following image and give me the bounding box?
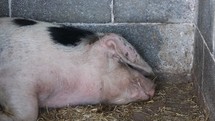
[0,0,9,17]
[2,0,197,23]
[0,0,198,82]
[193,0,215,120]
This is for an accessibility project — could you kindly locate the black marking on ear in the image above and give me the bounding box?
[13,18,37,26]
[125,52,129,57]
[123,42,127,46]
[48,26,97,46]
[129,47,133,50]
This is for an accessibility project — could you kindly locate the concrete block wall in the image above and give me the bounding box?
[0,0,9,17]
[193,0,215,120]
[0,0,198,82]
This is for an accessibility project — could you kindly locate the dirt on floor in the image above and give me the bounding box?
[37,81,208,121]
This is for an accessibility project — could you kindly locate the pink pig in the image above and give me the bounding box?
[0,18,155,121]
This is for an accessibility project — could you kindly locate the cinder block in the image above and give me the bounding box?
[193,0,215,120]
[114,0,196,23]
[193,30,204,91]
[197,0,214,53]
[71,23,194,74]
[11,0,111,23]
[0,0,9,17]
[203,45,215,120]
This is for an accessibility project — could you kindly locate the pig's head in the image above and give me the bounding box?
[92,33,155,104]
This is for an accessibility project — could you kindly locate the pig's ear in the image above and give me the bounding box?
[101,34,154,76]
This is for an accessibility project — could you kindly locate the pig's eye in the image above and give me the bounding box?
[117,59,129,67]
[117,59,135,71]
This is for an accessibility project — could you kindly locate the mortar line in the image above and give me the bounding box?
[201,37,205,91]
[213,13,215,56]
[110,0,114,23]
[61,22,193,26]
[8,0,12,17]
[193,23,215,63]
[201,36,205,102]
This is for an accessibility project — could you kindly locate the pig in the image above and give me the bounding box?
[0,17,155,121]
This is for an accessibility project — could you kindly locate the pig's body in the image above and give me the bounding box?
[0,17,155,121]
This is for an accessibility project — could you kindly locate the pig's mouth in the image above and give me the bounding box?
[130,76,155,99]
[111,84,155,104]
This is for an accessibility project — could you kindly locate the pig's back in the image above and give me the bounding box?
[0,18,58,65]
[0,17,92,82]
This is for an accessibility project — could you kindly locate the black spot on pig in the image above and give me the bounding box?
[123,42,127,46]
[125,52,129,57]
[48,26,97,46]
[129,47,133,50]
[13,18,37,26]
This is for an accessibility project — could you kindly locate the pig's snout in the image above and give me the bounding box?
[145,86,155,99]
[132,75,155,100]
[142,77,155,99]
